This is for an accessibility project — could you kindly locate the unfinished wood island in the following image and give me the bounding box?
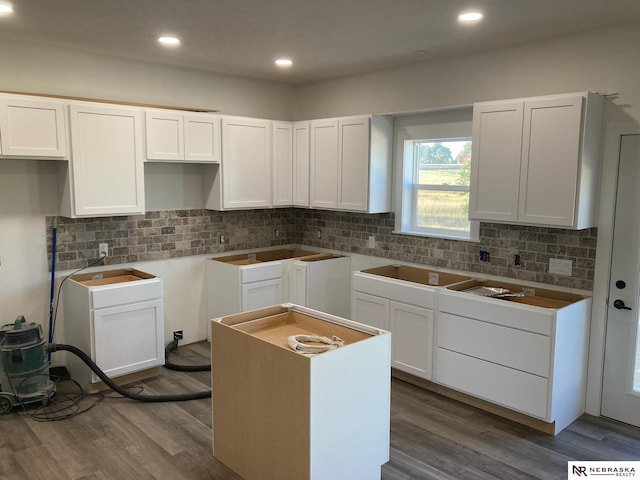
[210,304,391,480]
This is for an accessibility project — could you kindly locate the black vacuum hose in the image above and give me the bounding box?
[49,343,211,402]
[164,339,211,372]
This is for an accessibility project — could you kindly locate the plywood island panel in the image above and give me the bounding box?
[210,304,391,480]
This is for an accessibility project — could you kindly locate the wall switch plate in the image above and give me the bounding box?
[549,258,572,276]
[368,235,375,248]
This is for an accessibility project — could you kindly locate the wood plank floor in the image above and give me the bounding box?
[1,342,639,480]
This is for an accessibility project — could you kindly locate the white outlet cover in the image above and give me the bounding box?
[549,258,572,276]
[368,236,375,248]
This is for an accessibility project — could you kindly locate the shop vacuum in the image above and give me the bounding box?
[0,316,56,414]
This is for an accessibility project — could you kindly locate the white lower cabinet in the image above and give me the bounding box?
[390,302,433,379]
[352,272,438,380]
[289,254,351,318]
[211,304,391,480]
[63,269,165,392]
[241,277,284,311]
[436,288,591,434]
[352,291,390,331]
[206,249,352,338]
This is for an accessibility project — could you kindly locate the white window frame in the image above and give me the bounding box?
[393,108,479,242]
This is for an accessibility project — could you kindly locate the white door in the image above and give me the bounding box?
[241,278,283,311]
[601,133,640,427]
[272,121,293,206]
[389,301,433,379]
[93,299,164,381]
[221,117,272,209]
[310,119,339,209]
[338,116,369,211]
[352,292,389,330]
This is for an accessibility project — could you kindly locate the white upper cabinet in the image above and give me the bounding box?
[145,110,220,163]
[469,92,604,229]
[293,121,310,207]
[310,118,339,209]
[0,94,68,159]
[205,116,272,210]
[272,121,293,207]
[309,115,393,213]
[60,103,145,217]
[310,115,392,213]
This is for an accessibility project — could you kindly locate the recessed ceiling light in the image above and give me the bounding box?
[158,36,181,47]
[0,1,14,15]
[414,50,429,56]
[458,11,483,23]
[275,58,293,68]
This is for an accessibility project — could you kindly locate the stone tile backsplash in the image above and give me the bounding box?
[47,208,597,290]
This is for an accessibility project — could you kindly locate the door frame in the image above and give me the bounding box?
[587,120,640,415]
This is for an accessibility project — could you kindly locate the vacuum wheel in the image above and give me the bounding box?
[0,393,14,415]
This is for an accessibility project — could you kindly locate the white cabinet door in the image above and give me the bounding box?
[145,111,184,160]
[293,121,310,207]
[272,121,293,206]
[241,278,284,311]
[222,117,272,209]
[146,111,220,163]
[470,92,603,228]
[338,116,370,211]
[518,95,583,226]
[0,96,67,158]
[389,301,434,379]
[352,291,389,331]
[469,100,523,223]
[93,298,164,380]
[184,114,220,163]
[310,119,339,209]
[289,261,308,306]
[66,103,144,217]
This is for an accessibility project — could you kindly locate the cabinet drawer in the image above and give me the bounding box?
[91,279,162,309]
[438,313,551,377]
[352,273,435,309]
[438,291,553,335]
[240,262,284,284]
[436,348,549,420]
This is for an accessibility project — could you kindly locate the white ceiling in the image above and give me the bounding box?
[3,0,640,85]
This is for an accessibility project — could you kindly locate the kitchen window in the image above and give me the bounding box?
[394,108,479,241]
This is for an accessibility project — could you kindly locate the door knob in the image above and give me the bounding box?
[613,299,632,310]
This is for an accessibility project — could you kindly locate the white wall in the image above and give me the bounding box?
[293,23,640,125]
[0,40,295,120]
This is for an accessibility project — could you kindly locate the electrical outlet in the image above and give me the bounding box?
[275,228,280,238]
[479,250,490,262]
[316,230,322,239]
[549,258,572,276]
[99,243,109,257]
[514,254,521,267]
[219,234,226,244]
[173,330,183,341]
[368,235,375,248]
